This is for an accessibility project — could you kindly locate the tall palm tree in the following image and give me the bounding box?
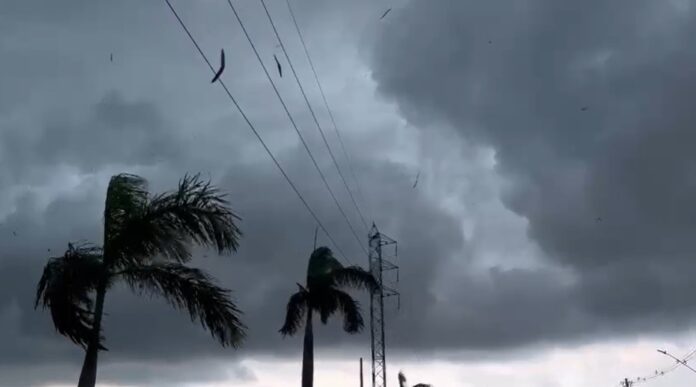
[280,246,377,387]
[35,173,245,387]
[399,371,432,387]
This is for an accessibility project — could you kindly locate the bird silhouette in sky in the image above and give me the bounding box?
[211,49,225,83]
[581,106,589,111]
[412,171,421,188]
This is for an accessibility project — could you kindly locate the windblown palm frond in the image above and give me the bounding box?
[119,262,245,347]
[330,266,378,292]
[35,244,104,348]
[398,371,432,387]
[307,247,342,280]
[280,288,309,336]
[332,288,364,333]
[315,289,339,324]
[110,173,242,267]
[104,174,148,240]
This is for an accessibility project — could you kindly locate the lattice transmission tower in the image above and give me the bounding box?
[368,224,399,387]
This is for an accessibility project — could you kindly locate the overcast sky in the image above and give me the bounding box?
[2,0,696,386]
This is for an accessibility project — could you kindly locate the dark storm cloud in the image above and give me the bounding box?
[13,0,696,385]
[0,2,466,384]
[371,0,696,343]
[0,143,465,385]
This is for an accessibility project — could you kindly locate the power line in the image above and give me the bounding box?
[628,346,696,384]
[222,0,367,258]
[162,0,351,263]
[658,349,696,375]
[258,0,369,232]
[284,0,371,223]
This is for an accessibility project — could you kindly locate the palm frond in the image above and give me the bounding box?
[330,266,378,292]
[119,262,246,347]
[307,246,343,280]
[280,288,309,336]
[315,290,339,324]
[35,243,104,348]
[104,174,148,240]
[111,173,242,266]
[332,289,364,333]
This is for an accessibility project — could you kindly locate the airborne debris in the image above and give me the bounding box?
[211,49,225,83]
[273,54,282,77]
[412,171,420,188]
[380,8,392,20]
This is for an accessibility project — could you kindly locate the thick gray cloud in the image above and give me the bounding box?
[0,1,465,385]
[372,0,696,343]
[4,0,695,385]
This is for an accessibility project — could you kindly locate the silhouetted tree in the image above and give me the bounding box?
[35,173,245,387]
[399,371,432,387]
[280,247,377,387]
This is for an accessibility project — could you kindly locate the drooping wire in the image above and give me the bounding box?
[629,346,696,384]
[284,0,371,224]
[258,0,369,232]
[162,0,351,263]
[222,0,367,258]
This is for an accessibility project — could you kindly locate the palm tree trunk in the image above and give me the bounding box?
[77,283,107,387]
[301,309,314,387]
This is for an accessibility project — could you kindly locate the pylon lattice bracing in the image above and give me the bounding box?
[369,224,399,387]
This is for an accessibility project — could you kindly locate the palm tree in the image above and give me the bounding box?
[35,173,245,387]
[280,246,377,387]
[399,371,432,387]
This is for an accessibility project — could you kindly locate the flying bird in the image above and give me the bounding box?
[12,231,16,237]
[211,49,225,83]
[412,171,421,188]
[110,53,113,62]
[580,106,589,111]
[488,40,492,44]
[595,217,602,222]
[273,54,282,77]
[380,8,392,20]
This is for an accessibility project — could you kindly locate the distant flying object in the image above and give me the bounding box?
[488,40,492,44]
[12,231,16,237]
[110,53,113,62]
[412,171,420,188]
[595,217,602,222]
[273,54,282,77]
[211,49,225,83]
[380,8,392,20]
[581,106,589,111]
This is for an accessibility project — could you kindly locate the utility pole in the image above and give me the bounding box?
[369,224,399,387]
[360,357,364,387]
